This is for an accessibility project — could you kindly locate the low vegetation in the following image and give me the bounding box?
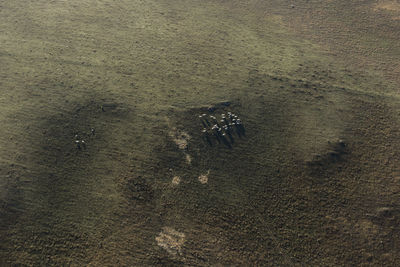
[0,0,399,265]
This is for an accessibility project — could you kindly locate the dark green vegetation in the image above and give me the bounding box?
[1,0,399,265]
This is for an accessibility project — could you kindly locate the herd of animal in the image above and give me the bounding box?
[199,112,245,148]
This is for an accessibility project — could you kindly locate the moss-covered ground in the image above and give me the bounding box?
[0,0,399,265]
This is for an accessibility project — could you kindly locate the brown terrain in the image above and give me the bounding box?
[0,0,399,266]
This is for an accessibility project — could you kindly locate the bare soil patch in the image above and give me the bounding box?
[155,227,185,256]
[171,176,181,185]
[169,128,190,150]
[198,170,210,184]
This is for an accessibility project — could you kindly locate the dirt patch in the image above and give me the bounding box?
[156,227,185,256]
[198,170,210,184]
[169,128,190,150]
[171,176,181,185]
[185,153,192,164]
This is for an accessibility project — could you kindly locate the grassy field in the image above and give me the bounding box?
[0,0,399,265]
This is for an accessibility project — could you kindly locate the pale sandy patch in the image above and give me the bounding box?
[198,170,210,184]
[169,128,190,150]
[172,176,181,185]
[185,153,192,164]
[155,227,185,255]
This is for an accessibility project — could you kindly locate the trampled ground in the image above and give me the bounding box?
[0,0,399,265]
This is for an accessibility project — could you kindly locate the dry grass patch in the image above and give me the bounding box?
[171,176,181,185]
[169,128,190,150]
[155,227,185,256]
[198,170,210,184]
[185,153,192,164]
